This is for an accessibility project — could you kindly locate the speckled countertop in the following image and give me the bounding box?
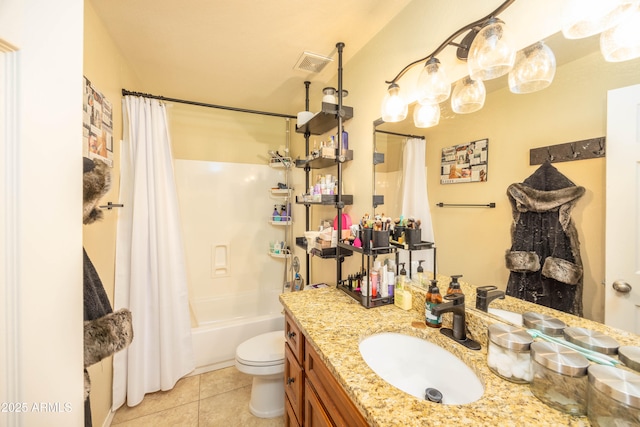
[279,275,640,427]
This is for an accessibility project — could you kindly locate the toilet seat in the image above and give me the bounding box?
[235,330,285,367]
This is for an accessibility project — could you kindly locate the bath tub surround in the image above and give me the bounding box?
[280,281,640,426]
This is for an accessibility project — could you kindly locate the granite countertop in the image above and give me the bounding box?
[279,275,640,427]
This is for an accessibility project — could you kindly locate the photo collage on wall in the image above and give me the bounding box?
[440,138,488,184]
[83,76,114,166]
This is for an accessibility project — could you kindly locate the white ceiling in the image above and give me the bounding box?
[89,0,412,115]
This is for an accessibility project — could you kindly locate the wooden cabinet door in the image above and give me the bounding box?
[285,344,304,423]
[285,397,301,427]
[305,382,334,427]
[285,311,304,362]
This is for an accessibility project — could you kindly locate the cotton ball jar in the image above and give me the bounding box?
[487,323,533,384]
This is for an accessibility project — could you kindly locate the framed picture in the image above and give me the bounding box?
[440,138,488,184]
[83,76,114,166]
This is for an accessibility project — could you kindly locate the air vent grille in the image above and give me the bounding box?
[293,51,333,73]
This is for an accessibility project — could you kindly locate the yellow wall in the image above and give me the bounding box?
[83,0,141,424]
[341,1,640,322]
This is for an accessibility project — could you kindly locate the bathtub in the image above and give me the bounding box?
[190,289,285,375]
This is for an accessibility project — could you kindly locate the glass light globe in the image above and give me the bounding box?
[508,41,557,94]
[600,4,640,62]
[451,77,486,114]
[468,18,516,81]
[381,83,408,122]
[413,102,441,128]
[562,0,637,39]
[417,58,451,105]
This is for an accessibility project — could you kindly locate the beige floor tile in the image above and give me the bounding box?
[112,375,200,423]
[199,366,252,400]
[199,386,284,427]
[111,401,199,427]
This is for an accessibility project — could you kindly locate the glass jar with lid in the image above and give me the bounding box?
[587,364,640,426]
[487,323,533,383]
[530,341,589,416]
[322,87,337,104]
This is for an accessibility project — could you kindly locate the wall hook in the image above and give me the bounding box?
[547,147,554,162]
[594,139,606,156]
[571,143,581,159]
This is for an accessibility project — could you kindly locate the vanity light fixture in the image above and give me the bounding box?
[451,77,486,114]
[381,83,408,122]
[561,0,637,40]
[600,4,640,62]
[416,58,451,105]
[508,41,556,94]
[467,18,516,81]
[413,102,441,128]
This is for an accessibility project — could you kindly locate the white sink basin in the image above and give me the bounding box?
[488,308,524,326]
[359,332,484,405]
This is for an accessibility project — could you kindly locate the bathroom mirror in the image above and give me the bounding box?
[371,31,640,323]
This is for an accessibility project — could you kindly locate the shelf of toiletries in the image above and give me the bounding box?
[295,149,353,169]
[295,102,353,136]
[337,241,396,256]
[269,217,292,225]
[268,157,292,169]
[390,240,435,251]
[295,237,353,259]
[268,248,291,259]
[295,194,353,205]
[270,188,292,197]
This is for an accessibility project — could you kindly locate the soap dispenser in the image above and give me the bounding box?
[446,274,463,295]
[415,260,427,290]
[425,279,443,328]
[394,263,412,310]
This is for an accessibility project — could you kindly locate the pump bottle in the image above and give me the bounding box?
[446,274,463,295]
[394,263,412,310]
[425,279,443,328]
[414,260,427,290]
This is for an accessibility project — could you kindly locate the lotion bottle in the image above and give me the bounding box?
[394,263,412,310]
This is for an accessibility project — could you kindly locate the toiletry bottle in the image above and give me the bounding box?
[394,263,412,310]
[415,260,427,290]
[386,259,396,297]
[425,279,443,328]
[379,261,388,298]
[370,265,378,298]
[272,205,281,222]
[342,129,349,151]
[446,274,463,295]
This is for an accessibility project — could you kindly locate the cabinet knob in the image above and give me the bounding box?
[286,377,295,385]
[287,331,296,339]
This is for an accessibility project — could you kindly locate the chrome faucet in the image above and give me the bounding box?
[431,293,481,350]
[475,285,505,312]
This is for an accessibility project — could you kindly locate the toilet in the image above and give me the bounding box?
[234,330,285,418]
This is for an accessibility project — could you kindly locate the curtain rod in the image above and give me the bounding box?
[121,89,297,119]
[374,129,425,139]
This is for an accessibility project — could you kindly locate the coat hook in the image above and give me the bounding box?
[594,139,606,156]
[571,143,581,159]
[547,147,554,162]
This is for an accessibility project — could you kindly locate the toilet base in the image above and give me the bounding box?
[248,372,284,418]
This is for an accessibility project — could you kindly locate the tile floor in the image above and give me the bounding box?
[111,367,284,427]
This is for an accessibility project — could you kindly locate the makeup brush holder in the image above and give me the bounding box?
[405,228,422,247]
[372,230,390,250]
[393,226,405,242]
[361,228,372,251]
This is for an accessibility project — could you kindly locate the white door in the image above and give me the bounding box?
[605,84,640,333]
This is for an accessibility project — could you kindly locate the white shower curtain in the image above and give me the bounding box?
[401,137,436,274]
[112,96,194,409]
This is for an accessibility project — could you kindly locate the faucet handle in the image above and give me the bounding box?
[476,285,497,296]
[444,293,465,304]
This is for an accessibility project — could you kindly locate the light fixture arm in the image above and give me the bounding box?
[384,0,516,84]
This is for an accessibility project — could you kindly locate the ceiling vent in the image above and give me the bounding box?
[293,51,334,73]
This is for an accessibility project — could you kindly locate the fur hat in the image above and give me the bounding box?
[83,157,111,224]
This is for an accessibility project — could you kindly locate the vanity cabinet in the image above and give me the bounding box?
[284,311,368,427]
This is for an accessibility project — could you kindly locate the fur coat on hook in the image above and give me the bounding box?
[83,157,133,427]
[505,161,585,316]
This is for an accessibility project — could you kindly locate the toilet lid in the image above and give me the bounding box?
[236,331,285,367]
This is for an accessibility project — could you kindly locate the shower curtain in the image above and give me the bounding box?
[112,96,194,409]
[401,137,436,273]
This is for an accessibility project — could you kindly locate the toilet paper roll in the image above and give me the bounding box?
[297,111,314,126]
